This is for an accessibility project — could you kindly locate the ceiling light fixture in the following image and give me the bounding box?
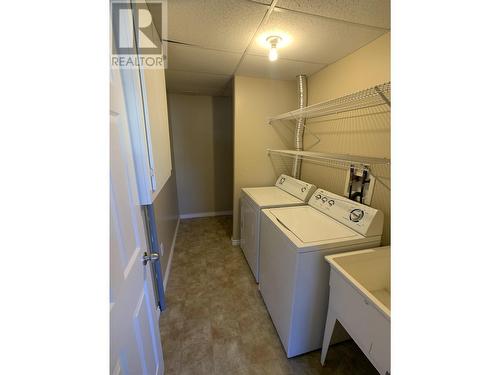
[266,36,282,62]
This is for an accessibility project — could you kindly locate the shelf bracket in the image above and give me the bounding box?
[304,125,321,148]
[374,85,391,107]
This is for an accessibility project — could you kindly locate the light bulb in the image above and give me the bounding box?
[269,45,278,61]
[266,36,282,62]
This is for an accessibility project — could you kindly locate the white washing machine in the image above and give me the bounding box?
[259,188,384,358]
[240,174,316,282]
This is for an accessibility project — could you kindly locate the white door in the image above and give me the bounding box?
[110,64,164,375]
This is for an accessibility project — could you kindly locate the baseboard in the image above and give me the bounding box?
[163,217,180,292]
[231,238,240,246]
[179,210,232,219]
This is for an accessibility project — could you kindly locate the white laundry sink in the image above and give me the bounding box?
[322,246,390,374]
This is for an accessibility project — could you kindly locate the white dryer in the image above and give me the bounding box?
[259,188,384,358]
[240,175,316,282]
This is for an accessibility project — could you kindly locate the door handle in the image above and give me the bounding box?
[142,251,159,266]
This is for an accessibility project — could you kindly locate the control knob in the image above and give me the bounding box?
[328,200,334,206]
[349,209,364,222]
[322,197,328,203]
[315,194,322,200]
[279,177,285,184]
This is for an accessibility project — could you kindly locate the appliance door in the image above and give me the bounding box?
[270,206,359,243]
[259,212,297,355]
[243,187,303,207]
[241,195,259,281]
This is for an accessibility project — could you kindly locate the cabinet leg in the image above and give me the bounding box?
[321,305,337,366]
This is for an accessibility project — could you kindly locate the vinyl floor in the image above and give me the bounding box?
[159,216,379,375]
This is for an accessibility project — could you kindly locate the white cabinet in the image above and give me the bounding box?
[140,65,172,202]
[118,3,172,205]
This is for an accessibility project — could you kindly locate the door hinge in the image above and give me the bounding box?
[150,168,157,192]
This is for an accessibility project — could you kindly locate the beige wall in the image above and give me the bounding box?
[308,32,391,103]
[303,32,391,245]
[168,94,233,216]
[232,76,297,240]
[152,172,179,279]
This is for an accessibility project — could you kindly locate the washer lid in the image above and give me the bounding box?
[269,206,359,243]
[242,187,304,208]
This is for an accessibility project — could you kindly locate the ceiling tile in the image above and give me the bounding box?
[166,70,231,95]
[236,54,325,80]
[277,0,390,29]
[247,8,387,64]
[166,42,241,75]
[166,0,268,52]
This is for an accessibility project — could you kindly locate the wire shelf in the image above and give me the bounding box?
[267,149,390,169]
[268,82,391,124]
[267,149,391,191]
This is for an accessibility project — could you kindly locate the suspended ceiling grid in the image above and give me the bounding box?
[164,0,390,96]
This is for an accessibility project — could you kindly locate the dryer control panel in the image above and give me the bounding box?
[275,174,316,202]
[308,188,384,237]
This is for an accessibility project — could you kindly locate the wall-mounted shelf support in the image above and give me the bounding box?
[374,85,391,107]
